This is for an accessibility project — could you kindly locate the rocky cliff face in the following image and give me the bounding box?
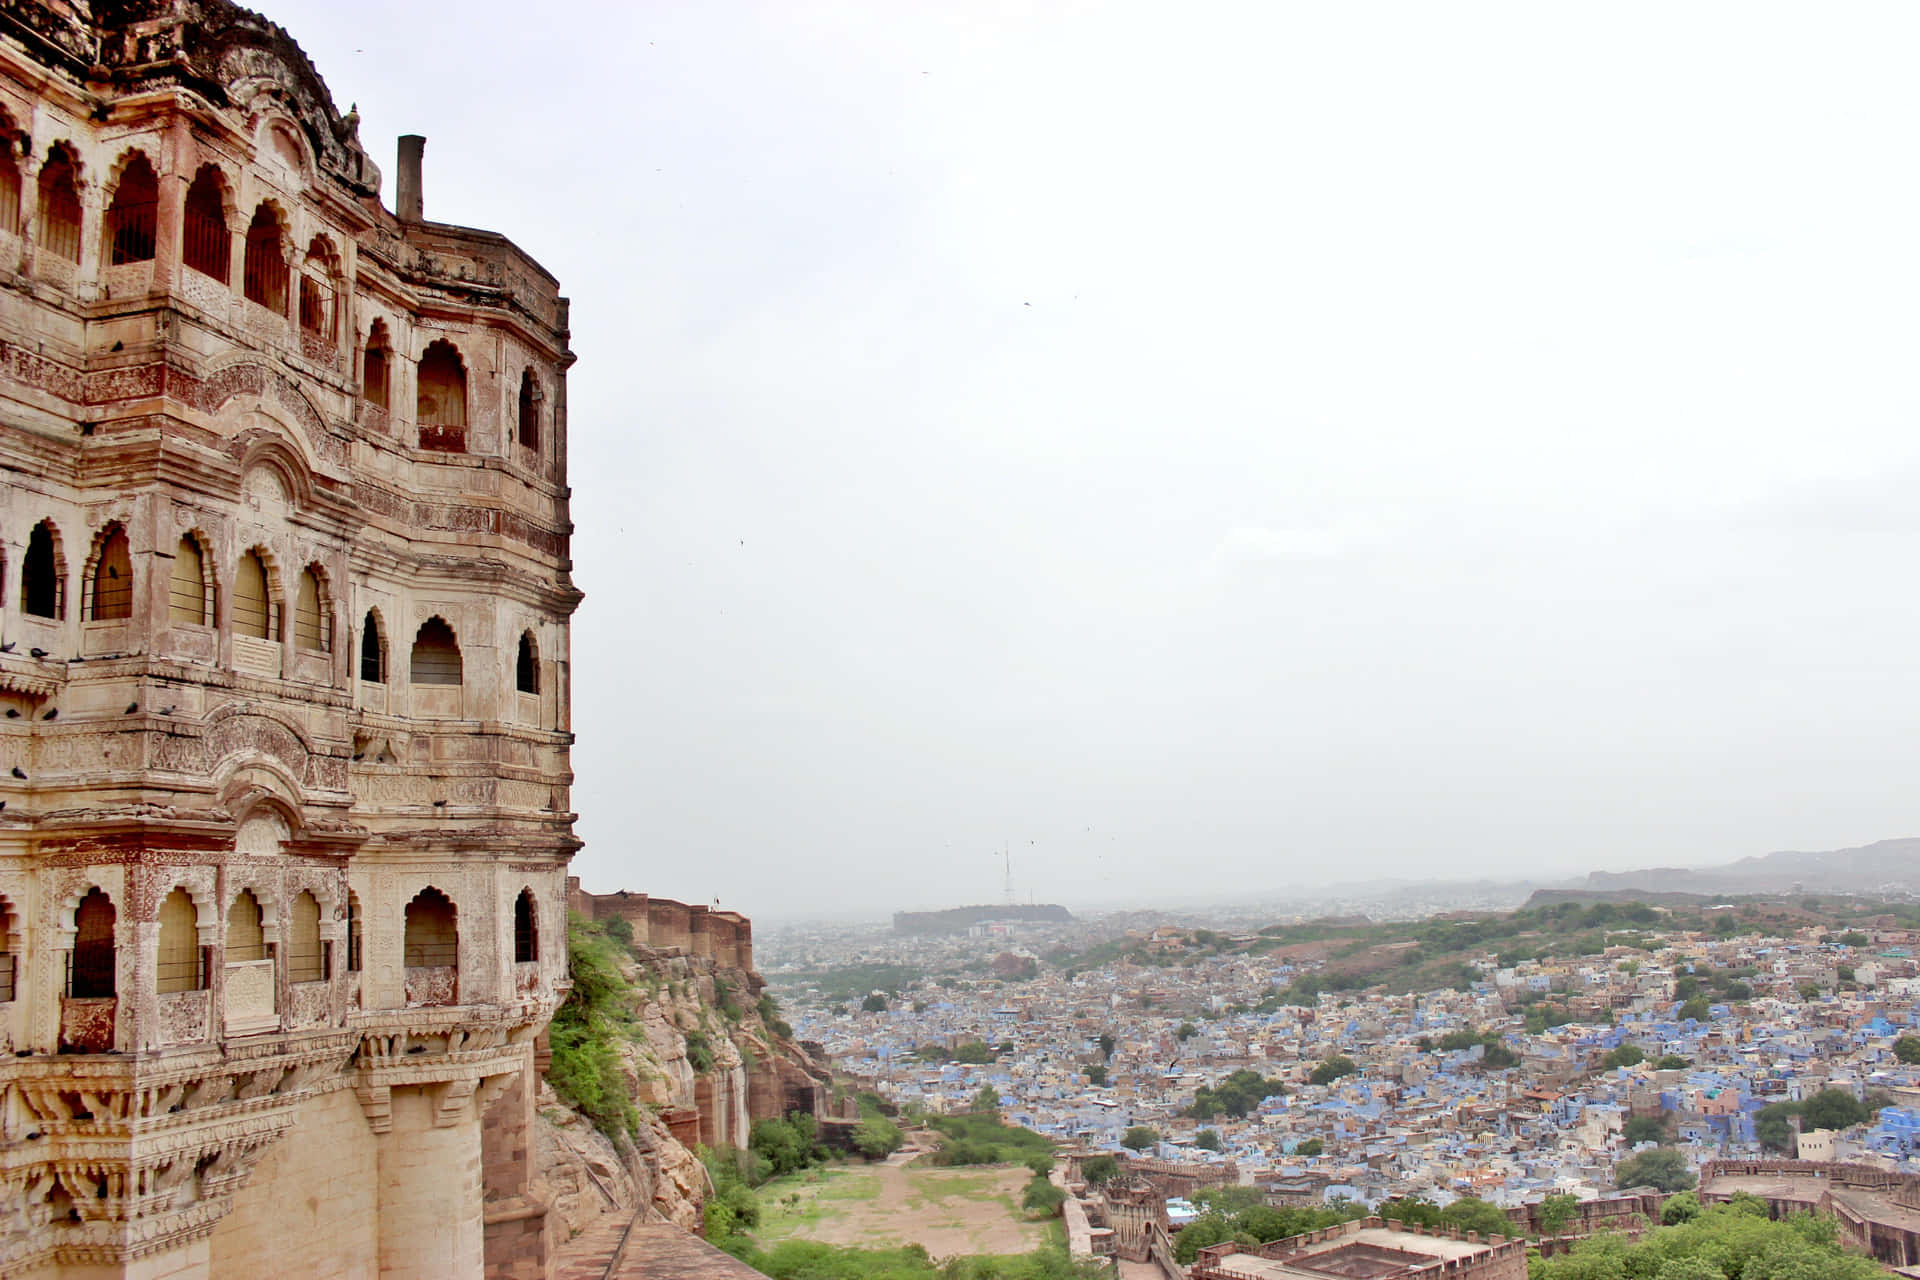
[535,936,833,1242]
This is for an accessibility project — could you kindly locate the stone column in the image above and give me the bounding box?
[376,1086,484,1277]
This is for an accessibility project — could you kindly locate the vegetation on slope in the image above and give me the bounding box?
[547,915,642,1139]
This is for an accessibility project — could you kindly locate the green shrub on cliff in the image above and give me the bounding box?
[549,915,641,1140]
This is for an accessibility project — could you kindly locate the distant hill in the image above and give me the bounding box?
[892,904,1074,935]
[1580,837,1920,897]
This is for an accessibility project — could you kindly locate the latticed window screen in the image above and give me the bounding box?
[288,892,323,983]
[225,890,266,962]
[233,551,272,639]
[347,894,363,972]
[90,528,132,620]
[169,537,207,624]
[155,889,203,994]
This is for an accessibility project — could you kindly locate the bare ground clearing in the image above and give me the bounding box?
[757,1161,1049,1258]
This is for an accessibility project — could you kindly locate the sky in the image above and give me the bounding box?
[269,0,1920,920]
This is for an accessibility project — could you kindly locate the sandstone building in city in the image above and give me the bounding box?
[0,2,579,1276]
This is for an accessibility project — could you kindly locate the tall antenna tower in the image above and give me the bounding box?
[1003,843,1014,906]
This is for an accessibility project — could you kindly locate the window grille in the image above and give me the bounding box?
[155,889,203,993]
[107,155,158,265]
[183,169,229,280]
[242,206,287,312]
[233,551,272,639]
[288,893,323,983]
[410,618,462,686]
[0,153,20,236]
[37,149,80,263]
[225,890,266,962]
[169,537,207,624]
[90,528,132,620]
[294,568,330,652]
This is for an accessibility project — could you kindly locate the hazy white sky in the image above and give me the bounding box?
[274,1,1920,918]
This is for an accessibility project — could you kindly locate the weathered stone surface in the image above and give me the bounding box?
[0,0,581,1274]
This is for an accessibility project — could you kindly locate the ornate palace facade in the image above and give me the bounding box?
[0,2,580,1276]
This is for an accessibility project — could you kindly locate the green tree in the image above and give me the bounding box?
[1081,1154,1119,1185]
[1188,1069,1285,1120]
[1537,1192,1579,1237]
[1085,1063,1108,1087]
[1673,975,1700,1001]
[1194,1129,1223,1151]
[1310,1055,1357,1086]
[1025,1152,1054,1176]
[1440,1197,1512,1238]
[1676,997,1710,1023]
[1022,1175,1066,1215]
[1623,1115,1667,1146]
[1838,930,1869,946]
[1601,1044,1645,1070]
[1652,1054,1691,1070]
[861,993,889,1013]
[1175,1022,1198,1041]
[1895,1035,1920,1064]
[1615,1147,1695,1193]
[971,1083,1000,1114]
[853,1114,904,1160]
[1660,1191,1700,1225]
[1097,1032,1116,1061]
[1295,1137,1323,1156]
[1801,1087,1872,1132]
[1797,981,1821,1001]
[1121,1125,1159,1151]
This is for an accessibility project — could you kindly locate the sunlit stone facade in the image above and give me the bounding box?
[0,2,580,1275]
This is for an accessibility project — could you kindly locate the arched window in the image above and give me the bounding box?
[0,136,21,237]
[233,550,273,639]
[69,888,115,997]
[359,611,385,683]
[294,566,330,652]
[288,891,323,983]
[242,204,287,313]
[22,519,62,619]
[513,889,538,964]
[169,535,208,625]
[156,888,204,994]
[106,152,158,265]
[36,145,80,263]
[363,320,390,410]
[347,891,363,972]
[516,631,538,694]
[89,525,132,621]
[182,166,229,281]
[410,617,462,685]
[517,370,539,450]
[0,896,15,1002]
[225,889,265,962]
[298,235,335,337]
[403,887,458,968]
[416,340,467,451]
